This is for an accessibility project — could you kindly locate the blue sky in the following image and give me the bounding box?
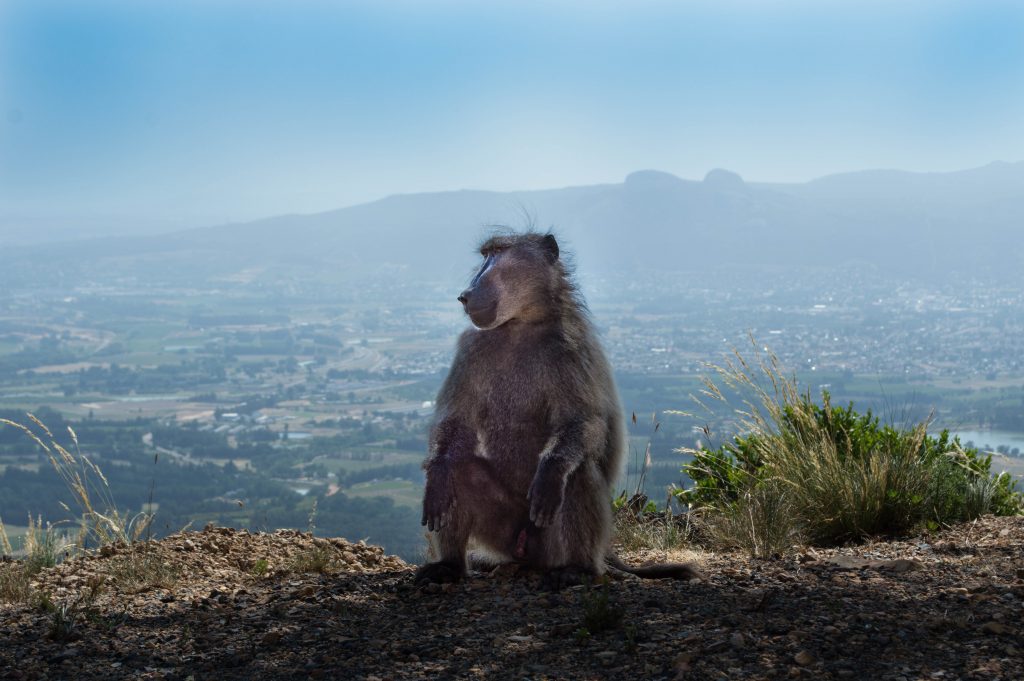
[2,0,1023,229]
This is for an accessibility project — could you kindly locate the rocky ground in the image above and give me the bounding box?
[1,516,1022,681]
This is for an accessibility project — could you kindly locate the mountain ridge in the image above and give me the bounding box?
[2,161,1022,285]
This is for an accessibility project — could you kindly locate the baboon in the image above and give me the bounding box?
[416,231,699,586]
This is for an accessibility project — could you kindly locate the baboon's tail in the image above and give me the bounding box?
[606,554,703,580]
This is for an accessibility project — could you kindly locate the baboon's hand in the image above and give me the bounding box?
[422,472,455,531]
[528,470,565,528]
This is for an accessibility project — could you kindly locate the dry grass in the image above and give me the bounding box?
[288,543,337,574]
[0,415,153,549]
[614,502,694,554]
[107,545,179,593]
[0,515,67,604]
[705,479,801,559]
[0,414,161,604]
[0,517,11,556]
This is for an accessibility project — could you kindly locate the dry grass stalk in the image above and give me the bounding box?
[0,415,153,551]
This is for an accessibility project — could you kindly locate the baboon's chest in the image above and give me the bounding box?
[476,369,549,428]
[472,354,554,438]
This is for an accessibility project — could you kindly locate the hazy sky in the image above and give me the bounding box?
[2,0,1023,230]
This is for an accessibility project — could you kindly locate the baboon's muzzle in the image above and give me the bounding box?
[459,288,498,328]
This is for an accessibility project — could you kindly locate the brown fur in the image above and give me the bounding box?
[416,231,699,586]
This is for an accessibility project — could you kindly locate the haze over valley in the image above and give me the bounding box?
[2,163,1023,559]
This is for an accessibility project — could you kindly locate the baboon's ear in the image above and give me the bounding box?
[542,234,559,262]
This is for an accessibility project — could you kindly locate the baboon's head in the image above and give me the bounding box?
[458,232,562,330]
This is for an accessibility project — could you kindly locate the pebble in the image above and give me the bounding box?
[980,621,1008,635]
[794,650,815,666]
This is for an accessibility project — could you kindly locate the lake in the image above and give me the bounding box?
[954,429,1024,455]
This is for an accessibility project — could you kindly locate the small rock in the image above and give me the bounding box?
[730,632,745,649]
[704,639,728,654]
[489,563,520,579]
[827,555,869,570]
[262,631,283,646]
[794,650,815,666]
[673,652,694,672]
[550,623,575,637]
[980,621,1008,635]
[880,559,922,573]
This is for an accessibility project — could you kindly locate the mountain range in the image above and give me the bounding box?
[3,161,1022,286]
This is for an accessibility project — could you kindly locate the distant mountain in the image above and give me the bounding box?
[3,161,1022,287]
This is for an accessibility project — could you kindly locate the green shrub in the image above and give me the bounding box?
[677,346,1023,549]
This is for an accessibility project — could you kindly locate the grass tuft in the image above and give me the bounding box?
[613,494,693,553]
[0,515,71,604]
[677,340,1023,554]
[288,543,336,574]
[1,416,155,551]
[107,545,179,593]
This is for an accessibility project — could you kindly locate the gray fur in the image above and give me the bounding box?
[416,231,699,585]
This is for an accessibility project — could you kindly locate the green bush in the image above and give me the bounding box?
[677,348,1023,549]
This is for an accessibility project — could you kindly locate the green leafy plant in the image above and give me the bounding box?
[251,558,270,577]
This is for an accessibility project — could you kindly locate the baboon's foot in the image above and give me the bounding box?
[467,551,504,572]
[414,560,464,585]
[539,565,594,591]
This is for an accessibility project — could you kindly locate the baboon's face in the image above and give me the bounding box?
[458,235,559,330]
